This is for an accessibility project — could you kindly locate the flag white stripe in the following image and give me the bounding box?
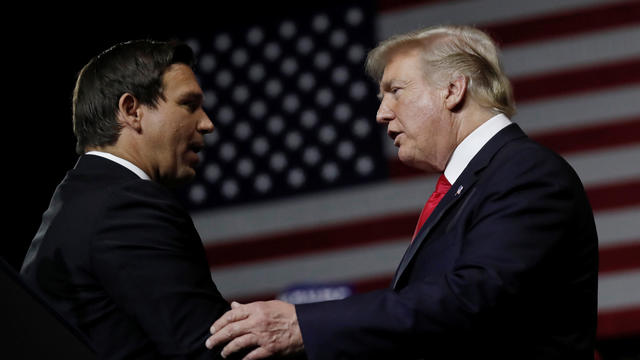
[501,25,640,78]
[514,85,640,134]
[596,206,640,247]
[565,144,640,186]
[376,0,619,39]
[598,269,640,311]
[213,240,407,299]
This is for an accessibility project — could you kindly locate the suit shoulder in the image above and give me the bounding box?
[497,136,580,179]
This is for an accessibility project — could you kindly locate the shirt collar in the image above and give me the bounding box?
[85,151,151,180]
[444,113,512,184]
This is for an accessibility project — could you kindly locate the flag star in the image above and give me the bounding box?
[219,143,237,162]
[189,184,207,204]
[316,88,334,107]
[270,152,288,172]
[204,164,221,183]
[330,29,348,48]
[288,168,306,188]
[252,137,270,157]
[312,14,329,33]
[346,7,364,26]
[221,179,239,199]
[247,26,264,45]
[254,174,272,193]
[268,115,285,135]
[334,103,353,123]
[215,70,233,88]
[356,156,374,176]
[279,20,297,39]
[248,63,266,82]
[298,73,316,92]
[322,162,340,182]
[216,106,234,125]
[313,51,332,70]
[214,34,232,52]
[297,36,314,54]
[199,53,216,73]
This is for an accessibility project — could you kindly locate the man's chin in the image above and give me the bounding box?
[398,155,439,174]
[158,169,196,188]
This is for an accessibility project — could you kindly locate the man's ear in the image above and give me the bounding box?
[444,74,468,111]
[117,93,143,132]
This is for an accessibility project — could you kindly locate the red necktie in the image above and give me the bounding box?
[412,174,452,241]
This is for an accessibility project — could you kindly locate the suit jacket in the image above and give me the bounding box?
[21,155,229,359]
[296,124,598,360]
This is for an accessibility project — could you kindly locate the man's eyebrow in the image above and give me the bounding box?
[377,80,390,100]
[377,79,405,100]
[178,91,204,103]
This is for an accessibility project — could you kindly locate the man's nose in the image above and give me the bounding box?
[376,101,394,124]
[199,111,215,134]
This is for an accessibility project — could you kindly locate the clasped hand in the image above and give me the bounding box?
[205,300,304,359]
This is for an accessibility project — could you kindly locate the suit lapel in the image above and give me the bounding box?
[391,124,527,289]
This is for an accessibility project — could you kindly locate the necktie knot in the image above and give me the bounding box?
[412,174,452,241]
[434,173,452,195]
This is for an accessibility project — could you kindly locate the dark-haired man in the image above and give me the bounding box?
[21,40,229,359]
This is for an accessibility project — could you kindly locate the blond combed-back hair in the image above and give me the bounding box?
[366,25,516,117]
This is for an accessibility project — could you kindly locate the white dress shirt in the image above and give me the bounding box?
[85,151,151,181]
[443,113,512,184]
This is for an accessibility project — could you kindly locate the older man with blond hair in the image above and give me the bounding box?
[206,25,598,360]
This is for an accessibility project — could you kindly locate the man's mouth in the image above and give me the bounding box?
[186,143,204,166]
[388,130,402,146]
[188,143,204,154]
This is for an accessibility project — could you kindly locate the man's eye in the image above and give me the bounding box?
[184,103,199,112]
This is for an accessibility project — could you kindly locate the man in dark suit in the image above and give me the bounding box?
[21,40,229,359]
[204,25,599,359]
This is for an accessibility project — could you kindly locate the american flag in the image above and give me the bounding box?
[176,0,640,342]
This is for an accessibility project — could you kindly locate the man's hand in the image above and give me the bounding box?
[205,300,304,360]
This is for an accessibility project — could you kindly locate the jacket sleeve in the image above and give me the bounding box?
[90,179,230,359]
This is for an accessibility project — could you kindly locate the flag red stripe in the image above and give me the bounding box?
[206,212,415,269]
[206,180,640,269]
[533,117,640,155]
[599,241,640,274]
[597,306,640,338]
[482,1,640,47]
[512,58,640,103]
[587,180,640,212]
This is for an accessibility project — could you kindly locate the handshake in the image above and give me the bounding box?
[205,300,304,360]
